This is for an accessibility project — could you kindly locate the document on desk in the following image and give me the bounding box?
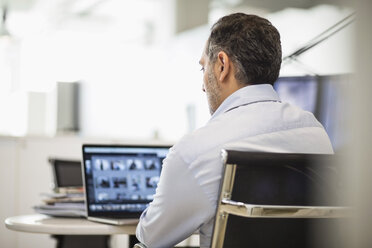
[33,192,86,217]
[33,204,85,217]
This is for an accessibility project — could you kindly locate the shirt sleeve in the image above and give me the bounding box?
[136,147,214,248]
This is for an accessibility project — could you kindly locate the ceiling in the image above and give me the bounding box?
[228,0,350,11]
[1,0,350,37]
[4,0,350,12]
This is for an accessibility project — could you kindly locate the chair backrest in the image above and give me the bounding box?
[211,150,348,248]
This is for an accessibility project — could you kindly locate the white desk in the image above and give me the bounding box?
[5,214,199,247]
[5,214,137,235]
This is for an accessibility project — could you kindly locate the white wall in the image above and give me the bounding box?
[0,137,18,248]
[0,136,101,247]
[1,136,83,248]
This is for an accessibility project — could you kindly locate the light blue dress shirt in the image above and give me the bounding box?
[136,84,334,248]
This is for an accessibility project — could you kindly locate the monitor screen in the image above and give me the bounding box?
[316,75,350,149]
[82,145,170,217]
[274,75,318,113]
[50,159,83,188]
[274,74,350,150]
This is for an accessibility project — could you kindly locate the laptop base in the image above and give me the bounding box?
[87,216,139,226]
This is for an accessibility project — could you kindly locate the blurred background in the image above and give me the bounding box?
[1,0,371,247]
[0,0,354,140]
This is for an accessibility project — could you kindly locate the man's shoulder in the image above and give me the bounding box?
[172,101,329,163]
[172,126,218,164]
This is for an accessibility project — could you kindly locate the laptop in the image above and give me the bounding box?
[82,144,170,225]
[49,158,83,190]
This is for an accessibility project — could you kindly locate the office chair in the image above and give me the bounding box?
[133,241,197,248]
[133,243,147,248]
[211,150,350,248]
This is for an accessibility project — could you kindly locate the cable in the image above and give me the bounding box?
[283,12,356,62]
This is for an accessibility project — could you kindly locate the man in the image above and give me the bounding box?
[136,13,333,248]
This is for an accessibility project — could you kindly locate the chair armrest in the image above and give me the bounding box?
[221,199,350,218]
[133,243,147,248]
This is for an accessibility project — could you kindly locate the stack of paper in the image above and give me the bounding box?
[33,189,86,217]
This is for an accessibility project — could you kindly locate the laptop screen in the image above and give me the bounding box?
[49,159,83,188]
[82,144,170,218]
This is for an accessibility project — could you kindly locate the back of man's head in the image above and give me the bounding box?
[206,13,282,85]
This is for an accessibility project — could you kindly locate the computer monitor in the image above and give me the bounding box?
[316,75,350,149]
[274,75,318,113]
[49,158,83,189]
[274,74,350,150]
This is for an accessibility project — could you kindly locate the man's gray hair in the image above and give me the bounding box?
[206,13,282,85]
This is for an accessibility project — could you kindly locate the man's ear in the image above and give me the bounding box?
[214,51,230,82]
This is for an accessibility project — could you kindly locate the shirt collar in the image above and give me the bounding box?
[210,84,281,120]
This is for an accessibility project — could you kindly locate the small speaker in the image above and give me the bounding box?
[56,82,80,133]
